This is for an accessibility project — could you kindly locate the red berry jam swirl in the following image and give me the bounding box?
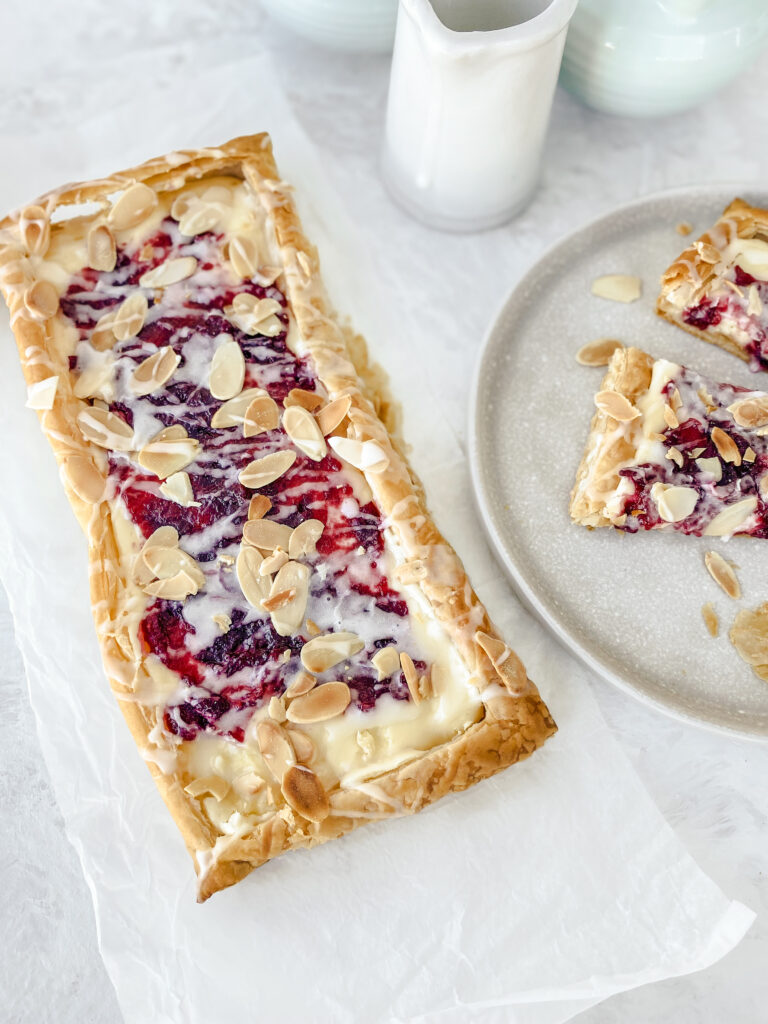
[60,218,428,743]
[617,365,768,536]
[683,265,768,372]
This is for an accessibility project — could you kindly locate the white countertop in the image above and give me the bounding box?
[0,4,766,1021]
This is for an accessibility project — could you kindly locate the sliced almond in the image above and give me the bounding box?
[676,221,693,236]
[210,387,267,429]
[316,395,352,436]
[328,436,389,473]
[698,386,717,414]
[650,482,698,523]
[143,545,205,589]
[139,256,197,289]
[399,652,420,703]
[711,426,741,466]
[701,602,719,637]
[285,681,351,724]
[284,672,316,699]
[159,471,199,507]
[178,201,221,237]
[269,561,309,636]
[142,525,179,551]
[130,346,180,396]
[691,447,706,458]
[26,376,59,410]
[112,292,148,342]
[285,728,315,764]
[268,695,288,723]
[90,310,119,351]
[371,645,399,681]
[283,405,327,462]
[284,388,324,412]
[142,570,199,601]
[730,602,768,673]
[575,338,624,367]
[226,294,283,337]
[19,206,50,256]
[280,764,329,822]
[594,390,640,422]
[238,450,296,489]
[300,632,364,674]
[212,613,231,633]
[306,619,321,637]
[62,455,105,504]
[697,242,721,264]
[727,395,768,429]
[256,720,295,782]
[209,340,245,400]
[87,224,116,272]
[236,545,271,608]
[744,447,757,464]
[243,518,293,552]
[255,265,282,287]
[260,549,289,576]
[703,496,758,537]
[228,235,259,279]
[695,457,723,482]
[138,426,200,479]
[261,588,297,612]
[78,405,134,450]
[109,183,158,231]
[663,404,679,429]
[243,394,280,437]
[748,284,763,317]
[184,776,230,800]
[666,446,684,469]
[704,550,741,599]
[248,495,271,520]
[590,274,642,303]
[24,281,59,321]
[288,519,324,560]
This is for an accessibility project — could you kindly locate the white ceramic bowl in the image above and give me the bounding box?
[262,0,399,53]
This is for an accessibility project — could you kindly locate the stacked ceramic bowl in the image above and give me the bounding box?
[261,0,399,53]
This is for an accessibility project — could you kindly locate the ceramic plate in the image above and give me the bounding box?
[470,185,768,739]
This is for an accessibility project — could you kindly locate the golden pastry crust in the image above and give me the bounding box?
[570,346,655,527]
[0,135,555,901]
[657,197,768,363]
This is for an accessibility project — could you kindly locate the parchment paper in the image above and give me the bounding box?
[0,41,755,1024]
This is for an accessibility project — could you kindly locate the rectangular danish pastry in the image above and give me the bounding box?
[570,345,768,537]
[0,135,555,900]
[657,198,768,372]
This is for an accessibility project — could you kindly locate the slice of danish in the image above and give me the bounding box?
[571,345,768,537]
[657,198,768,371]
[0,135,555,900]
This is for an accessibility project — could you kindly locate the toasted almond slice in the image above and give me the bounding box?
[666,446,684,468]
[284,388,324,412]
[371,645,399,681]
[255,265,282,287]
[698,386,717,413]
[243,394,280,437]
[87,224,116,272]
[285,681,351,724]
[142,525,180,551]
[590,274,642,303]
[20,206,50,256]
[703,496,758,537]
[260,549,289,576]
[328,436,389,473]
[400,652,420,704]
[228,235,259,279]
[269,561,309,636]
[284,672,316,699]
[281,764,329,822]
[210,387,267,429]
[306,619,321,636]
[316,395,352,436]
[130,346,180,396]
[704,550,741,599]
[143,545,205,588]
[256,720,295,782]
[139,256,197,289]
[143,569,199,601]
[226,294,283,337]
[744,447,757,463]
[112,292,148,342]
[663,404,679,429]
[283,405,327,462]
[288,518,324,559]
[25,376,59,410]
[695,457,723,482]
[268,695,288,723]
[475,629,528,693]
[238,450,296,489]
[300,632,364,674]
[62,455,105,504]
[727,395,768,429]
[261,588,297,612]
[711,426,741,466]
[209,340,245,400]
[159,471,199,507]
[212,613,231,633]
[691,447,706,458]
[90,310,118,351]
[236,545,271,608]
[650,482,698,523]
[178,201,221,237]
[109,183,157,231]
[248,495,271,520]
[138,426,200,479]
[748,284,763,317]
[243,518,294,552]
[594,390,640,422]
[393,559,427,586]
[697,242,721,264]
[285,728,315,764]
[24,280,59,321]
[184,776,230,800]
[78,405,134,450]
[701,602,719,637]
[575,338,624,367]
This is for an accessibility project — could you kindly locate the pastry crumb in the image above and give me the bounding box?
[701,602,719,637]
[676,221,693,236]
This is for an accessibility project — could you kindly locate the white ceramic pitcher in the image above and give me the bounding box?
[382,0,578,231]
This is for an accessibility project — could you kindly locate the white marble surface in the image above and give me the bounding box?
[0,4,766,1022]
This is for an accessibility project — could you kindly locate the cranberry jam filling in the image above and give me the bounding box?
[617,365,768,536]
[61,215,429,742]
[682,264,768,372]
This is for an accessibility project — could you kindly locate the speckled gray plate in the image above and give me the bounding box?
[470,185,768,739]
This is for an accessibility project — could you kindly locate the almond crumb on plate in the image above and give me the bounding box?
[701,602,719,638]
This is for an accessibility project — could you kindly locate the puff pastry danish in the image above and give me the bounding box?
[571,346,768,537]
[0,135,555,900]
